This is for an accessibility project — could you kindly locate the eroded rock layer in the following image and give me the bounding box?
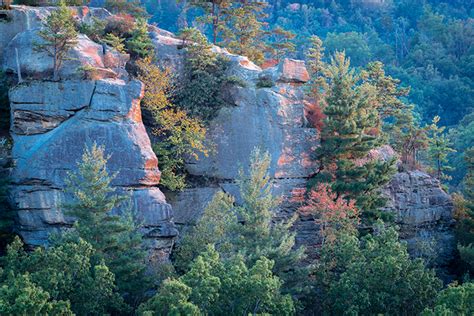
[2,6,177,262]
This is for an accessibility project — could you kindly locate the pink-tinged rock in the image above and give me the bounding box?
[10,79,176,256]
[278,58,310,83]
[3,31,105,80]
[0,5,111,62]
[103,48,130,69]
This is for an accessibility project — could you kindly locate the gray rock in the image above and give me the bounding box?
[186,85,318,180]
[167,187,221,225]
[9,79,176,261]
[382,170,455,269]
[0,5,111,62]
[3,30,114,80]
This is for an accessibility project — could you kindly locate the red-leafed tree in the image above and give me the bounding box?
[293,184,359,246]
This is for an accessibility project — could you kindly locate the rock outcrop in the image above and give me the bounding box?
[383,170,455,269]
[0,5,111,62]
[1,6,177,263]
[152,29,455,269]
[0,5,455,270]
[8,79,178,261]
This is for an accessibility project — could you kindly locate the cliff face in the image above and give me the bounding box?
[383,171,455,269]
[153,30,455,268]
[1,6,177,263]
[1,6,455,269]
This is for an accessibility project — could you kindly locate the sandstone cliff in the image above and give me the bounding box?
[0,6,455,270]
[1,5,177,263]
[152,28,455,269]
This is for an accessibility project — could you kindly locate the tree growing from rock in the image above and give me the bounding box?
[137,57,207,191]
[36,0,78,81]
[63,143,149,307]
[126,18,154,59]
[311,52,396,222]
[175,27,236,121]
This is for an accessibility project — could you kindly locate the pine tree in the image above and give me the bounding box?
[427,116,456,181]
[234,148,304,279]
[223,1,268,64]
[305,35,328,131]
[266,26,296,61]
[306,35,328,100]
[63,143,149,307]
[173,191,236,272]
[175,148,306,295]
[182,0,233,44]
[457,147,474,274]
[126,18,154,59]
[312,52,396,222]
[36,0,78,81]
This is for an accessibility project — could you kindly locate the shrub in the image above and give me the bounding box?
[125,18,153,59]
[104,13,136,39]
[137,58,207,191]
[256,76,274,88]
[175,28,240,122]
[78,17,106,43]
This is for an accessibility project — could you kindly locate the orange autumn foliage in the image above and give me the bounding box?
[304,100,326,132]
[292,184,359,245]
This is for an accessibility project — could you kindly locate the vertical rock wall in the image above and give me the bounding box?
[1,6,177,263]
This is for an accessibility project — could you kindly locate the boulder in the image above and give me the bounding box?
[9,79,177,261]
[278,58,310,83]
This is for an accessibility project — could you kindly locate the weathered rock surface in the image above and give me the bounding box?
[383,170,455,269]
[3,30,127,81]
[0,5,111,62]
[2,6,177,262]
[154,29,455,270]
[9,79,178,260]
